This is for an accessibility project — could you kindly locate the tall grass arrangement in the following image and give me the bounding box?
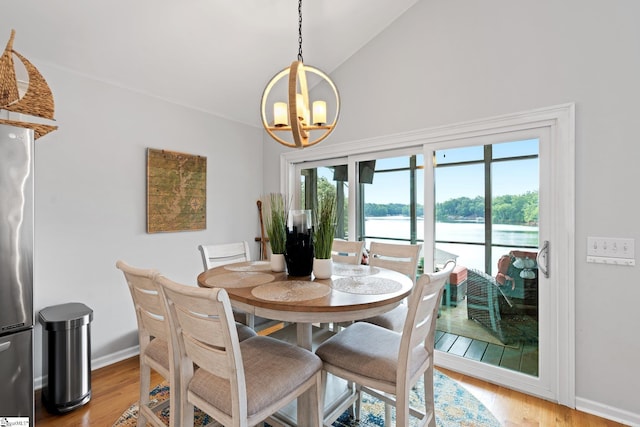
[263,193,288,255]
[314,192,337,259]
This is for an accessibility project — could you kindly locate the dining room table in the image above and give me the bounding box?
[197,260,413,348]
[196,259,414,425]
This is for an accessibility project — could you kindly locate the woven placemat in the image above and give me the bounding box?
[251,280,331,302]
[223,261,272,272]
[332,264,380,277]
[331,276,402,295]
[205,272,274,288]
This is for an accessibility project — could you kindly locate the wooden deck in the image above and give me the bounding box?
[435,329,539,376]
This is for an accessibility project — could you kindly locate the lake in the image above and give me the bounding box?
[364,216,539,271]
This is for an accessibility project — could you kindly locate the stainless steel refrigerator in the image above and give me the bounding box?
[0,124,34,423]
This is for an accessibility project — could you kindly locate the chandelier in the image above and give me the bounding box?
[260,0,340,149]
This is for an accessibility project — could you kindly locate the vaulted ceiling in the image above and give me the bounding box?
[1,0,418,127]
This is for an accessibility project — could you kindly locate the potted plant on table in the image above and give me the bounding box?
[263,193,287,272]
[313,191,337,279]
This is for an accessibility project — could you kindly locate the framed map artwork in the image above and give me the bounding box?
[146,148,206,233]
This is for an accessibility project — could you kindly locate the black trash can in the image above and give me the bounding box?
[39,302,93,414]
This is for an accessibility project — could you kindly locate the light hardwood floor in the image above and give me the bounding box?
[35,355,626,427]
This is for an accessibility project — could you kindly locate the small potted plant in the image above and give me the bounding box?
[313,191,337,279]
[263,193,287,272]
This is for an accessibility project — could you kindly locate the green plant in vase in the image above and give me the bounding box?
[263,193,287,271]
[313,191,337,278]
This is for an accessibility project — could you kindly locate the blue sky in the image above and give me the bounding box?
[319,139,539,204]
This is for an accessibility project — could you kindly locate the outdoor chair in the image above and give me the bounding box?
[468,268,540,345]
[495,250,539,317]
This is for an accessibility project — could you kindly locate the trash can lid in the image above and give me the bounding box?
[39,302,93,331]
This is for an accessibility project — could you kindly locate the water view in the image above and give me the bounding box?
[364,216,539,272]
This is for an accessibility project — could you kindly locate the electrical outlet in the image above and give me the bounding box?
[587,237,635,265]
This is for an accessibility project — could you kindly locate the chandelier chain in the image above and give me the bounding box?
[297,0,303,62]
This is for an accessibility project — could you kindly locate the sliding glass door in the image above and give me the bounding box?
[294,141,543,377]
[283,104,574,404]
[433,139,540,377]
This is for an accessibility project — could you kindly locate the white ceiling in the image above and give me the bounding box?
[1,0,418,127]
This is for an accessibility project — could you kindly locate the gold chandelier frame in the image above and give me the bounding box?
[261,60,339,148]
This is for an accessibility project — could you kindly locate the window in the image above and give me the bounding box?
[434,139,539,273]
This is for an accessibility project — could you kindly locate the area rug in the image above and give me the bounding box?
[113,369,501,426]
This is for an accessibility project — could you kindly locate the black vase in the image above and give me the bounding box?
[285,226,314,276]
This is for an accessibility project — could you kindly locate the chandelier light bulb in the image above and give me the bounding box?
[273,102,288,127]
[313,100,327,125]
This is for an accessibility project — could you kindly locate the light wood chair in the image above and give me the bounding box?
[316,260,456,427]
[322,239,367,331]
[198,241,252,269]
[117,261,257,427]
[198,242,270,330]
[157,275,323,427]
[331,239,365,265]
[116,260,179,427]
[361,241,422,332]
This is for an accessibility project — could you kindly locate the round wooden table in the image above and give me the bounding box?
[197,260,413,349]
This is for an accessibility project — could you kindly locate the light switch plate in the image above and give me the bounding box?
[587,237,635,265]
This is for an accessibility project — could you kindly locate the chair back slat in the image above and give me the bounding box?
[198,242,251,270]
[133,286,165,317]
[368,242,421,284]
[183,333,232,380]
[174,304,227,349]
[138,307,168,340]
[332,239,365,265]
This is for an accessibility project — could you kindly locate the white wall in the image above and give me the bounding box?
[262,0,640,422]
[32,64,264,379]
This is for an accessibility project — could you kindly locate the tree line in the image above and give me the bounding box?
[312,176,538,225]
[364,191,538,225]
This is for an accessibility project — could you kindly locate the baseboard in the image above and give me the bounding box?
[576,396,640,426]
[34,345,140,390]
[91,345,140,371]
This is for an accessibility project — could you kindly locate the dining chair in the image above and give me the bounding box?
[116,260,179,427]
[360,241,422,332]
[117,261,257,427]
[315,260,456,427]
[198,241,271,331]
[198,241,252,269]
[157,275,323,427]
[331,239,365,265]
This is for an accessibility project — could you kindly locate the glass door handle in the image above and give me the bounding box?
[537,240,550,278]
